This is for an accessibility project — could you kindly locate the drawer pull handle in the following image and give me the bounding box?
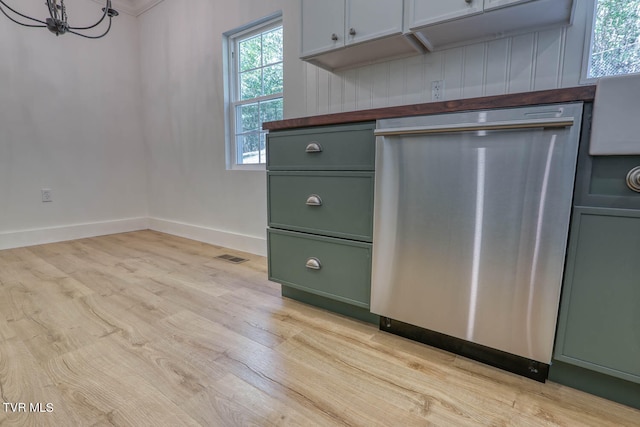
[627,166,640,193]
[305,194,323,206]
[305,142,323,153]
[305,257,322,270]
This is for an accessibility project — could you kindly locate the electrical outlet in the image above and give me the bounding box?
[431,80,444,101]
[41,188,52,203]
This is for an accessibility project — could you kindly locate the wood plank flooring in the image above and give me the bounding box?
[0,230,638,426]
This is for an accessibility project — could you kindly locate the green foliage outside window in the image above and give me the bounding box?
[590,0,640,78]
[234,26,283,164]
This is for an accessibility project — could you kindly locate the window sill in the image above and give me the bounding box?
[228,163,266,172]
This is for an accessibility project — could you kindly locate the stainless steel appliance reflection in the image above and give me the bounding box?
[371,103,583,378]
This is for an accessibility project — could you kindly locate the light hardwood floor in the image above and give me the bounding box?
[0,230,638,426]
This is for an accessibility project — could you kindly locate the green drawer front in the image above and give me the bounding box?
[267,123,375,171]
[267,229,372,308]
[268,172,374,242]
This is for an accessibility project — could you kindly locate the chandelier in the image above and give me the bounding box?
[0,0,119,38]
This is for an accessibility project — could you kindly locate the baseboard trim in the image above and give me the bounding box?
[0,217,149,251]
[148,218,267,256]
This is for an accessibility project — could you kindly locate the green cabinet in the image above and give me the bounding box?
[550,139,640,409]
[266,123,375,171]
[554,207,640,384]
[266,122,377,323]
[268,171,374,242]
[268,229,372,308]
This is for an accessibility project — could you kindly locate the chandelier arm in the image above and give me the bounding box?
[69,7,109,30]
[67,17,111,39]
[0,0,47,24]
[68,0,108,30]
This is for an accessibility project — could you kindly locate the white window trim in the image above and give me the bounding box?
[579,0,599,84]
[223,12,283,171]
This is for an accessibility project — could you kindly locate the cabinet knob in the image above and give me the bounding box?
[465,0,472,3]
[305,194,323,206]
[305,142,323,153]
[626,166,640,193]
[305,257,322,270]
[331,33,338,41]
[349,28,356,36]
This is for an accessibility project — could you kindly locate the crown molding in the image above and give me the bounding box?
[90,0,165,17]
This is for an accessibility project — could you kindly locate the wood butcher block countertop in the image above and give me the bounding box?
[263,86,596,131]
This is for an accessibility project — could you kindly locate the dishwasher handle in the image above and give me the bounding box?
[374,117,575,137]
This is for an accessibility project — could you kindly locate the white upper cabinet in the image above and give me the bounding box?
[299,0,574,70]
[410,0,574,51]
[483,0,531,12]
[300,0,422,71]
[408,0,483,29]
[345,0,404,46]
[301,0,345,58]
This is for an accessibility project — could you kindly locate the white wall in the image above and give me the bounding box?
[138,0,303,255]
[138,0,592,256]
[0,1,148,249]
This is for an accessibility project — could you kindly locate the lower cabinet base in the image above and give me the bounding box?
[282,285,379,325]
[549,360,640,410]
[379,317,549,382]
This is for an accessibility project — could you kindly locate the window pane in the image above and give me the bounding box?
[239,35,261,72]
[263,63,283,96]
[263,27,283,66]
[590,0,640,78]
[237,103,260,133]
[239,133,262,164]
[260,98,284,124]
[240,69,262,100]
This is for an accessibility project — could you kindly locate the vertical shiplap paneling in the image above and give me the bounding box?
[443,47,464,100]
[387,59,407,107]
[317,68,331,114]
[534,28,564,90]
[304,63,318,116]
[403,55,426,105]
[462,44,486,99]
[328,71,343,113]
[484,38,510,96]
[356,65,374,110]
[371,62,390,108]
[342,69,357,111]
[507,33,535,93]
[299,15,586,113]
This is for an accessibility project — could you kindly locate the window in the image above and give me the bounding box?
[225,15,283,168]
[586,0,640,79]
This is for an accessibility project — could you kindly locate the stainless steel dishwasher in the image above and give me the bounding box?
[371,103,583,381]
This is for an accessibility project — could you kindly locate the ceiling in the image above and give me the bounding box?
[91,0,164,16]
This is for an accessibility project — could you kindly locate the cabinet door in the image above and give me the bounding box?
[301,0,345,57]
[484,0,532,11]
[555,207,640,384]
[408,0,483,29]
[345,0,403,46]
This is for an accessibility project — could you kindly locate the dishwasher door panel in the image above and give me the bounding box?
[371,104,583,364]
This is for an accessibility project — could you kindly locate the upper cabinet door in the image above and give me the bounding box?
[484,0,532,12]
[408,0,483,29]
[301,0,345,58]
[345,0,403,46]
